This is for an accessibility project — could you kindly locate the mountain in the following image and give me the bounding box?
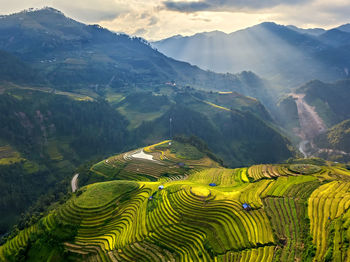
[296,79,350,126]
[153,22,350,88]
[1,140,350,262]
[286,25,325,36]
[0,50,43,84]
[276,79,350,160]
[0,8,297,237]
[0,83,294,238]
[313,119,350,162]
[131,89,293,166]
[0,86,132,236]
[318,29,350,47]
[336,23,350,33]
[0,7,271,99]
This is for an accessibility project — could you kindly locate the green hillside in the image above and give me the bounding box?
[0,84,295,237]
[1,141,350,262]
[0,50,44,85]
[313,119,350,161]
[0,7,272,101]
[0,87,130,236]
[297,79,350,126]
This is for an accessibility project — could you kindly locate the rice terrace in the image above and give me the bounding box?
[1,140,350,261]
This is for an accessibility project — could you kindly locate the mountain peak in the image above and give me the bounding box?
[8,7,65,17]
[336,23,350,33]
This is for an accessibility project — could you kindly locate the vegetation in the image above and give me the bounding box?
[315,119,350,155]
[0,89,131,236]
[288,164,321,175]
[1,142,349,261]
[298,80,350,126]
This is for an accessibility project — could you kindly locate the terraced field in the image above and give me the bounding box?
[0,145,23,165]
[308,181,350,261]
[90,140,219,182]
[1,142,350,262]
[247,165,298,181]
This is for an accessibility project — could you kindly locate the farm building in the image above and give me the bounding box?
[242,203,252,211]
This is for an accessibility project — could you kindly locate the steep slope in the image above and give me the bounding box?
[314,120,350,162]
[315,120,350,151]
[290,93,327,141]
[0,9,299,236]
[0,81,296,236]
[296,79,350,126]
[0,7,269,98]
[0,50,43,84]
[277,79,350,160]
[1,142,350,262]
[133,90,294,167]
[153,22,350,87]
[0,87,130,237]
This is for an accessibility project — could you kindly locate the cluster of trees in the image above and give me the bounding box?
[0,90,132,239]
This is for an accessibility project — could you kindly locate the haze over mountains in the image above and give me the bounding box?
[2,6,350,262]
[153,22,350,87]
[0,8,296,235]
[0,8,270,96]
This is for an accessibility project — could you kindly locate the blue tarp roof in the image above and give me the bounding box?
[209,183,217,186]
[158,185,164,189]
[243,203,250,209]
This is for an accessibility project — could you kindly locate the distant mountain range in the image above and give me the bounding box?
[153,22,350,87]
[0,7,272,100]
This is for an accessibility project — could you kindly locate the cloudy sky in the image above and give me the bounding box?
[0,0,349,40]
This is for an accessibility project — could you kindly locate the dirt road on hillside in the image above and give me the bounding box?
[71,173,79,193]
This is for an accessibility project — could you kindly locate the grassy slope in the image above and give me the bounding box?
[1,142,350,262]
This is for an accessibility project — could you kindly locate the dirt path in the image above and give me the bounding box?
[291,93,326,140]
[71,173,79,193]
[131,149,155,161]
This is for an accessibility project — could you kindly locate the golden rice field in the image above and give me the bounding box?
[1,141,350,262]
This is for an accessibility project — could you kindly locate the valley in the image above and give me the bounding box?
[0,6,350,262]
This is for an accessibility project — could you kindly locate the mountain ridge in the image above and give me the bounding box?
[152,21,350,88]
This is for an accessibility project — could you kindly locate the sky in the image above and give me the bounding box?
[0,0,349,40]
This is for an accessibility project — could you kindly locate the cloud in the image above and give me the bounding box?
[148,16,159,26]
[163,0,309,13]
[0,0,131,22]
[0,0,349,40]
[133,28,147,35]
[52,0,130,22]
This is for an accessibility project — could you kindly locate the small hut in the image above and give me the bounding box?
[158,185,164,190]
[242,203,252,211]
[209,183,217,187]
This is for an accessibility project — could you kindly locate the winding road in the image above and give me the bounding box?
[71,173,79,193]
